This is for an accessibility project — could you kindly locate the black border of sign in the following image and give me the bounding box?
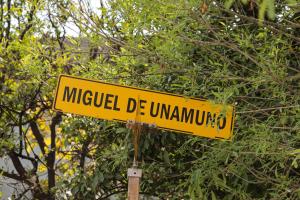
[53,74,236,140]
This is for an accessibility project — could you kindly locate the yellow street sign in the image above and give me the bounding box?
[53,75,235,139]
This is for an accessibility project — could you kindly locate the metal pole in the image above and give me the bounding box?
[127,167,142,200]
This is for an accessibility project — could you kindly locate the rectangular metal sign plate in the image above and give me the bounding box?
[53,75,235,139]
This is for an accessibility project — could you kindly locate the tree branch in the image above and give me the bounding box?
[47,112,62,192]
[8,151,27,178]
[79,134,93,170]
[0,0,4,41]
[30,121,46,155]
[5,0,11,44]
[19,1,38,40]
[14,153,38,173]
[0,169,32,185]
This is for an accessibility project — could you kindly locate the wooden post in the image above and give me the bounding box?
[127,168,142,200]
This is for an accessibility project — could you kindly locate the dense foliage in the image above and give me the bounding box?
[0,0,299,199]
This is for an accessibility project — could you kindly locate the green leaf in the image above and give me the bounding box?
[225,0,235,9]
[259,0,268,22]
[163,150,170,164]
[241,0,249,5]
[211,191,217,200]
[116,127,128,134]
[92,177,98,190]
[286,0,297,6]
[292,155,300,169]
[267,0,276,20]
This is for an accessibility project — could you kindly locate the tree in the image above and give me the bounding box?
[1,0,72,198]
[1,0,300,199]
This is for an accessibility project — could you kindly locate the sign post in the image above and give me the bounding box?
[53,74,236,199]
[127,167,142,200]
[126,102,144,200]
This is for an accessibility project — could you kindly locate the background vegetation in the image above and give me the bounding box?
[0,0,299,199]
